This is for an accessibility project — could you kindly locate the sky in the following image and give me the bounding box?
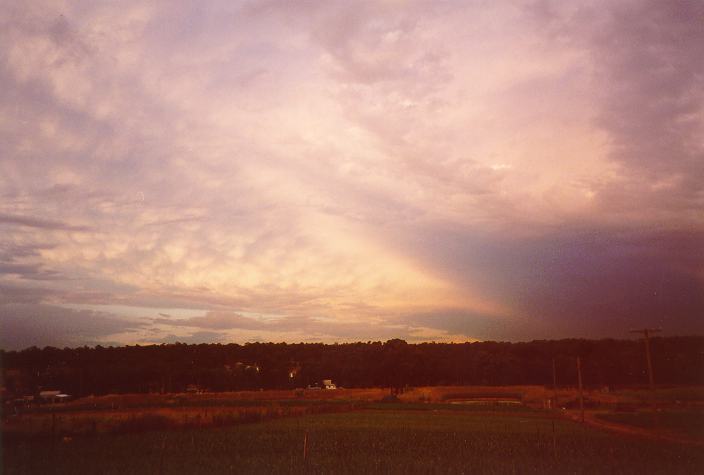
[1,0,703,350]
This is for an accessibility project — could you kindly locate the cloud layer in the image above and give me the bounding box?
[1,0,702,349]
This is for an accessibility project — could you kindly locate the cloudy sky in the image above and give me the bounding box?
[1,0,703,350]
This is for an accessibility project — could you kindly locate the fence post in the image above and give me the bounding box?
[577,357,584,423]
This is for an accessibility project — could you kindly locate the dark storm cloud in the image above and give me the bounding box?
[0,303,142,350]
[395,222,704,339]
[372,0,704,340]
[401,309,531,343]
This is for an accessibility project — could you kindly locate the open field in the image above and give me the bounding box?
[15,384,700,411]
[3,386,703,473]
[596,411,704,440]
[4,385,704,436]
[5,408,704,474]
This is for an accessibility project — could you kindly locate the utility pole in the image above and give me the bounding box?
[630,328,662,390]
[576,357,584,423]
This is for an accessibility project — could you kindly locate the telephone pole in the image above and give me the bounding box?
[630,328,661,390]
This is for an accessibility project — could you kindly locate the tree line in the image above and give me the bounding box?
[2,336,703,398]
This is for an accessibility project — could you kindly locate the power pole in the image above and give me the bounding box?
[630,328,662,390]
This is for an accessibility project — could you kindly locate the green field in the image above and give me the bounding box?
[4,409,703,474]
[597,411,704,439]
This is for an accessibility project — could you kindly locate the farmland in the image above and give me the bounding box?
[5,408,704,474]
[3,386,704,474]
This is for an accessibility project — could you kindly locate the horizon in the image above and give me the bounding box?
[2,0,703,350]
[4,332,704,354]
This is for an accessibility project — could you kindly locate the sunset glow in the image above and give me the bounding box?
[1,0,703,349]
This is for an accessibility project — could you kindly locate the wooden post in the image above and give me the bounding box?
[552,358,558,409]
[303,431,309,472]
[551,419,557,460]
[50,411,56,468]
[158,435,167,475]
[577,357,584,423]
[51,412,57,453]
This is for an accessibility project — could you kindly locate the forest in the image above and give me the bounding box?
[2,336,703,398]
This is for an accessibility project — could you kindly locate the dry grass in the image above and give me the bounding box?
[2,388,387,437]
[5,385,702,438]
[3,402,362,437]
[41,387,389,411]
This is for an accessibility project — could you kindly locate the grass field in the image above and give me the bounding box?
[5,407,703,474]
[596,411,704,439]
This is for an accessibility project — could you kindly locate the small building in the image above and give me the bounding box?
[39,390,62,403]
[322,379,337,390]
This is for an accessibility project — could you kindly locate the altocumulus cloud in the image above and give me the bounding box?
[0,0,702,348]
